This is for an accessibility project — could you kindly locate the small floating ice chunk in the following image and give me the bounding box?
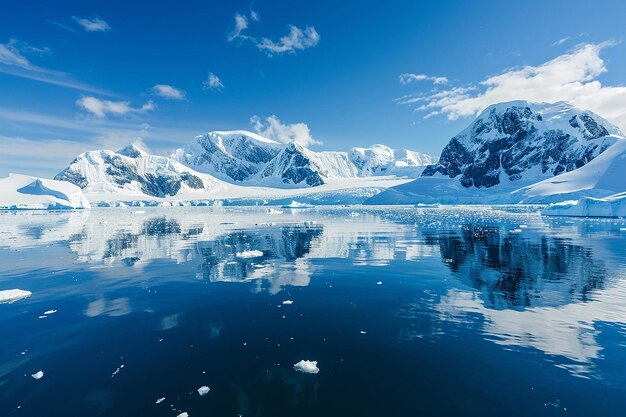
[177,412,189,417]
[111,364,124,377]
[236,250,263,259]
[293,360,319,374]
[44,309,57,315]
[360,330,367,334]
[197,386,210,396]
[282,300,294,305]
[0,289,32,304]
[376,281,382,285]
[31,370,44,380]
[155,397,165,404]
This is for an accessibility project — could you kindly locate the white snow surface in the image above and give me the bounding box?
[0,174,90,210]
[515,138,626,203]
[0,289,32,303]
[293,360,319,374]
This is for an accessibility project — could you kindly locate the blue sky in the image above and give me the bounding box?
[2,0,626,177]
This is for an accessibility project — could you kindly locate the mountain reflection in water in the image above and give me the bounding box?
[0,206,625,416]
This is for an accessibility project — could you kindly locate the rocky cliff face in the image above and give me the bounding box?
[422,101,622,188]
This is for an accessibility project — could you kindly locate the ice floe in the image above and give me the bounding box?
[236,250,264,258]
[197,386,210,396]
[282,300,294,305]
[0,289,32,304]
[31,370,44,380]
[293,360,319,374]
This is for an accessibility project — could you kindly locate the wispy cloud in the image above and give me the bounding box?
[150,84,186,100]
[228,13,250,42]
[203,72,223,90]
[399,73,448,85]
[72,16,111,32]
[76,96,155,118]
[552,36,571,46]
[398,41,626,130]
[257,25,319,55]
[48,19,77,33]
[227,10,319,55]
[0,39,109,94]
[251,115,321,147]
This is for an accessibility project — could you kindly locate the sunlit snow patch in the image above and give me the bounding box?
[293,360,319,374]
[0,289,32,304]
[236,250,263,259]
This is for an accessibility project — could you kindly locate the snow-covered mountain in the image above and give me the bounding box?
[172,130,434,188]
[367,101,626,205]
[259,143,357,187]
[172,131,283,182]
[55,144,224,198]
[0,173,90,209]
[349,144,436,177]
[422,101,622,188]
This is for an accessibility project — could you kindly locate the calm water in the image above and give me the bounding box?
[1,206,626,416]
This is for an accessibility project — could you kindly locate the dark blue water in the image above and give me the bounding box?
[1,206,626,416]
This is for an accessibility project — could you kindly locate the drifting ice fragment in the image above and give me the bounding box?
[31,371,44,380]
[0,289,32,304]
[282,300,294,305]
[236,250,263,259]
[293,360,319,374]
[197,386,210,396]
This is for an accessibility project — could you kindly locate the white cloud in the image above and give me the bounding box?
[257,25,319,55]
[399,42,626,131]
[227,12,319,55]
[203,72,223,90]
[150,84,186,100]
[250,115,321,147]
[228,13,250,42]
[76,96,155,118]
[552,36,571,46]
[399,73,448,85]
[72,16,111,32]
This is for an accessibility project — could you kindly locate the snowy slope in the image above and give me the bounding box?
[349,144,436,177]
[422,101,622,188]
[514,138,626,203]
[0,173,90,209]
[55,144,226,198]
